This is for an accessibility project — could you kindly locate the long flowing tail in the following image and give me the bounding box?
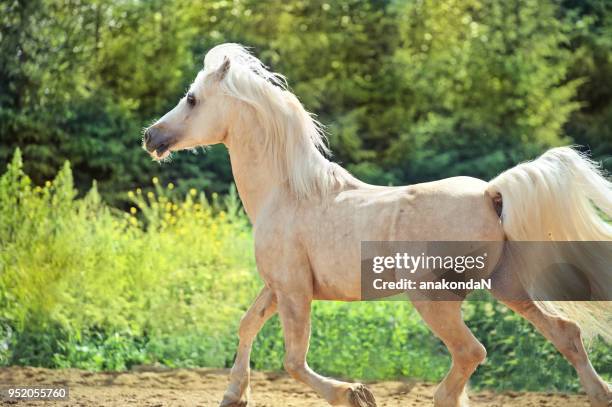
[487,146,612,342]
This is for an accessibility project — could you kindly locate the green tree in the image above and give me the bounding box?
[387,0,581,183]
[563,0,612,171]
[1,0,609,198]
[0,0,233,203]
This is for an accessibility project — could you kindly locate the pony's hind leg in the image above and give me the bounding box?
[494,299,611,407]
[412,301,486,407]
[277,293,377,407]
[220,287,277,407]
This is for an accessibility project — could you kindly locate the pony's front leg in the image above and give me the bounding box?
[278,294,377,407]
[220,287,277,407]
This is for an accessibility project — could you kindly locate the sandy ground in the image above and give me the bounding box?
[0,366,589,406]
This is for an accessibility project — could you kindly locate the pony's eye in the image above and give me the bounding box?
[186,92,196,107]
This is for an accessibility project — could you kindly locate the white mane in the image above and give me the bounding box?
[202,43,351,199]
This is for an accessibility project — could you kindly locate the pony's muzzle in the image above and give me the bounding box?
[144,126,173,156]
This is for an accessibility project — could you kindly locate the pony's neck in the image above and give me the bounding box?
[224,98,357,223]
[224,119,278,223]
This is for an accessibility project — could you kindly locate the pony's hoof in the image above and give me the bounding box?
[219,399,249,407]
[347,383,377,407]
[588,391,611,407]
[434,386,470,407]
[219,391,251,407]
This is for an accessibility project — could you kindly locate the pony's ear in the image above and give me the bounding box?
[215,57,231,81]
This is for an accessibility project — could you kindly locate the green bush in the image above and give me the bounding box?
[0,149,258,369]
[0,151,610,391]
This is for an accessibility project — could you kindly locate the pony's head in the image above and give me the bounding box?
[144,45,233,159]
[144,43,340,198]
[143,43,289,160]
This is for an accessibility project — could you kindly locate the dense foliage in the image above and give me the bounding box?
[1,0,611,202]
[1,152,610,391]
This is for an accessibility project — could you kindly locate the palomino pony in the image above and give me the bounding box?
[144,44,611,407]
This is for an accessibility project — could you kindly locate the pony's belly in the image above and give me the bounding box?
[301,194,505,301]
[304,233,363,300]
[310,252,363,301]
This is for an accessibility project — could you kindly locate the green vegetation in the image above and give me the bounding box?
[1,151,610,391]
[1,0,611,393]
[1,0,611,202]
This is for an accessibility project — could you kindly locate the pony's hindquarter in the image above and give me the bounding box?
[486,147,611,406]
[486,146,612,343]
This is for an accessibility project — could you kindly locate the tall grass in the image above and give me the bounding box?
[0,150,609,391]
